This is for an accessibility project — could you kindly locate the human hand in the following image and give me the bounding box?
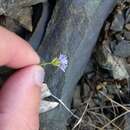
[0,27,44,130]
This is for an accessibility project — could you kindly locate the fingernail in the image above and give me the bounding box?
[34,67,45,87]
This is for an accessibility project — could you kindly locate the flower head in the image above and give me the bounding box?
[40,54,68,72]
[51,54,68,72]
[58,54,68,72]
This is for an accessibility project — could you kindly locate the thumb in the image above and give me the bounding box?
[0,65,44,130]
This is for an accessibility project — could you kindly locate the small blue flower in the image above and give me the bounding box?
[58,54,68,72]
[40,54,68,72]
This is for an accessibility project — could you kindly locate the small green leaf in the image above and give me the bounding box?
[51,58,60,66]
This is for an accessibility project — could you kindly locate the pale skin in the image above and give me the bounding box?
[0,27,44,130]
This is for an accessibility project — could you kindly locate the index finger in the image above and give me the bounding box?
[0,27,40,68]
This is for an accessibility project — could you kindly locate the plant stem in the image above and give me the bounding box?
[51,94,80,120]
[40,62,52,67]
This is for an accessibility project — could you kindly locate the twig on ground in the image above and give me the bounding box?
[102,111,128,129]
[99,91,130,129]
[72,93,92,130]
[88,110,122,130]
[100,91,129,111]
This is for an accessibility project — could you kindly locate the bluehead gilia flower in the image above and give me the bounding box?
[40,54,68,72]
[57,54,68,72]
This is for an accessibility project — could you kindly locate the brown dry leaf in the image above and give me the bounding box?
[40,84,59,113]
[40,101,59,113]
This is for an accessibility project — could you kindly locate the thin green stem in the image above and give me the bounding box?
[40,62,52,67]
